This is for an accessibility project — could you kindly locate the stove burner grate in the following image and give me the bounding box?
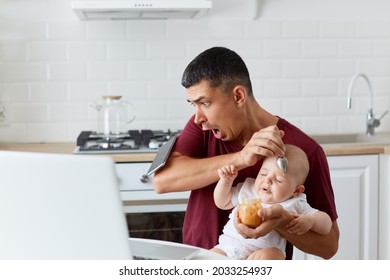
[75,129,180,153]
[81,143,136,151]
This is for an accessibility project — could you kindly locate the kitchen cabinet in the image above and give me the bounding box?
[293,154,379,260]
[115,162,190,214]
[379,154,390,259]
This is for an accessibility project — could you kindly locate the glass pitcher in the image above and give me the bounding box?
[91,95,136,136]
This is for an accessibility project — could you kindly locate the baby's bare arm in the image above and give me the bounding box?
[213,165,238,210]
[286,211,332,235]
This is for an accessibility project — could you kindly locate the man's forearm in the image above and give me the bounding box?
[153,152,243,193]
[277,214,339,259]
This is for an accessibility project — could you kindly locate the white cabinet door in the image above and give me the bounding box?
[379,154,390,260]
[294,155,378,260]
[115,162,190,213]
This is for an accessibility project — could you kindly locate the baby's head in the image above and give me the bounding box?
[255,145,309,204]
[282,144,310,185]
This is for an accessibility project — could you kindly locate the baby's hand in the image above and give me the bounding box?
[286,213,314,235]
[217,165,238,180]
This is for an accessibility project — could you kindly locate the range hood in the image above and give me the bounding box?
[71,1,212,20]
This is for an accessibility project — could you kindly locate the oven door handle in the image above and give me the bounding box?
[140,174,149,183]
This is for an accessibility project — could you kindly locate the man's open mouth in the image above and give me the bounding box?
[212,129,221,139]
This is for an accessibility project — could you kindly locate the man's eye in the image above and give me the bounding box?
[202,102,210,107]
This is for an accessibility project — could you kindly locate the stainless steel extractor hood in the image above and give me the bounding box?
[71,1,212,20]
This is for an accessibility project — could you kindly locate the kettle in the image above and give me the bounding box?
[90,95,136,136]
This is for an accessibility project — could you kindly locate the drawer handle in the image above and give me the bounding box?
[140,174,149,183]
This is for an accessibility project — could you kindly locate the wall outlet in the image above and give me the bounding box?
[0,100,10,127]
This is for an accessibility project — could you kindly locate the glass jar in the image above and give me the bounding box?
[238,198,262,228]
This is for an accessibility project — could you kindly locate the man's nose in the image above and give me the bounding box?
[194,107,205,124]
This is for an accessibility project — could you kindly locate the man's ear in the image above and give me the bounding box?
[294,185,305,196]
[232,85,247,108]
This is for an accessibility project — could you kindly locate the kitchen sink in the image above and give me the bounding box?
[310,132,390,145]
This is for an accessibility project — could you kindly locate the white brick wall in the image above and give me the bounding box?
[0,0,390,142]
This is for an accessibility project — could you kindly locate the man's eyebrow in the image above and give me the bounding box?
[187,96,205,103]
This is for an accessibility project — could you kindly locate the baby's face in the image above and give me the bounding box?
[254,156,299,204]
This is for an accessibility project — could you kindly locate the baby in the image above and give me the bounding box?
[212,144,332,260]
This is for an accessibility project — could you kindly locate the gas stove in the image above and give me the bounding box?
[73,129,180,154]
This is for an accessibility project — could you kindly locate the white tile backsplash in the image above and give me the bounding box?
[28,123,69,142]
[0,83,29,101]
[107,42,147,60]
[0,42,28,61]
[30,82,67,101]
[302,79,338,97]
[48,102,87,122]
[86,22,127,40]
[245,21,283,39]
[128,21,167,40]
[147,41,186,59]
[68,81,107,101]
[340,41,373,59]
[319,22,356,38]
[48,22,85,40]
[301,116,339,135]
[208,20,245,39]
[357,60,390,76]
[282,98,319,116]
[12,103,48,123]
[48,62,86,81]
[132,100,167,120]
[87,61,127,81]
[283,60,319,78]
[247,59,282,78]
[127,61,167,80]
[28,42,67,61]
[320,60,356,77]
[1,0,390,143]
[283,22,319,38]
[2,62,47,82]
[302,40,338,58]
[356,21,390,38]
[264,79,301,97]
[68,42,106,60]
[374,40,390,57]
[319,97,351,116]
[264,40,301,58]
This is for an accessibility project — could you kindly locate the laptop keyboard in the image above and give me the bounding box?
[133,255,158,260]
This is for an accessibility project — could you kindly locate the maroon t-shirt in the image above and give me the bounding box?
[174,115,338,259]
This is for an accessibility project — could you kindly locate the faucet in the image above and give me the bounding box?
[346,73,389,136]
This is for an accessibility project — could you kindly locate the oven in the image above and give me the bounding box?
[115,162,189,243]
[74,129,188,243]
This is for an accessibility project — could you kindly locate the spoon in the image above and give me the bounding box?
[276,156,288,173]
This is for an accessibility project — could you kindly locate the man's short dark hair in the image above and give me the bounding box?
[181,47,253,96]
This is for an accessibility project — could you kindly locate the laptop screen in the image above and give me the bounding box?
[0,151,132,260]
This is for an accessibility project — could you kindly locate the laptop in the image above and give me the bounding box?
[129,238,200,260]
[0,150,199,260]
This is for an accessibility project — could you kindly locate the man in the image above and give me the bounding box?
[153,47,339,259]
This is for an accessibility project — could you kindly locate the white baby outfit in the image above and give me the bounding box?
[214,177,318,259]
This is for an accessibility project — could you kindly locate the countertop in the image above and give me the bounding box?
[1,141,390,162]
[0,142,155,162]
